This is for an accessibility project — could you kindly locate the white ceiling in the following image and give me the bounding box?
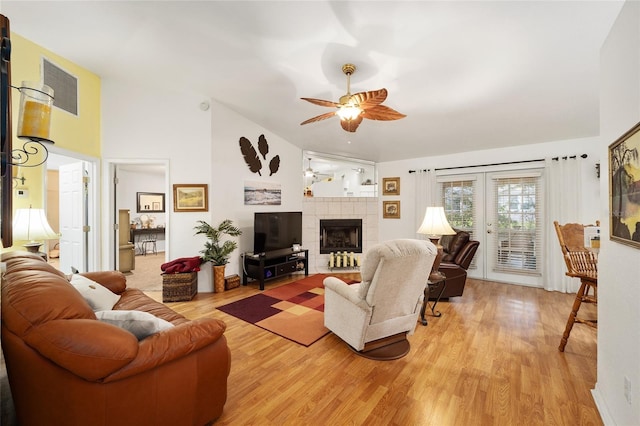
[2,1,624,163]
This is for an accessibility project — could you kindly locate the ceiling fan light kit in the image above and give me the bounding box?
[300,63,406,133]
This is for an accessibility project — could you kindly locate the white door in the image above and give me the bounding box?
[437,167,544,287]
[59,162,87,273]
[484,170,544,287]
[438,174,485,278]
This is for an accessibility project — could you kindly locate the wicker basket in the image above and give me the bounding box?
[225,274,240,290]
[162,272,197,302]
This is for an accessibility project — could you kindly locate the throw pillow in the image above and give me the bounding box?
[70,274,121,311]
[95,310,174,340]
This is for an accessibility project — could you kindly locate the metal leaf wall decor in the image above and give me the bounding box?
[269,155,280,176]
[239,137,262,175]
[239,134,280,176]
[258,134,269,160]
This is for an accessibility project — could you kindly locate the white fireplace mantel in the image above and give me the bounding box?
[302,197,379,274]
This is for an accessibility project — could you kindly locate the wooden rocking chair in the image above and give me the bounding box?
[554,221,599,352]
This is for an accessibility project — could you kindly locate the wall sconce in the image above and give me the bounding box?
[9,81,55,168]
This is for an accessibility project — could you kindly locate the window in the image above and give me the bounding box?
[438,177,477,269]
[493,175,542,274]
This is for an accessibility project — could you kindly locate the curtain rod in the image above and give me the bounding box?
[551,154,588,161]
[408,154,587,173]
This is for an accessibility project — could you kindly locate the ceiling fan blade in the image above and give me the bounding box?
[362,104,406,121]
[300,111,337,125]
[301,97,340,108]
[340,115,363,132]
[351,88,388,108]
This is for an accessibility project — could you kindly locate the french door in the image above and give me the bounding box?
[438,168,545,287]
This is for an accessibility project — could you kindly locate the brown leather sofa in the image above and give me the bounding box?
[1,251,231,426]
[436,230,480,298]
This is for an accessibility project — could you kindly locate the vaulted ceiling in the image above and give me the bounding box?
[2,1,624,163]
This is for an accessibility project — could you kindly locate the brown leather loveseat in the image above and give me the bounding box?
[436,230,480,298]
[1,251,231,426]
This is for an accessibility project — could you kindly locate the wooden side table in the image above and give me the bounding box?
[420,271,447,326]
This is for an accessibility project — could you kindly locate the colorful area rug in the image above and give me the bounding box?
[217,274,357,346]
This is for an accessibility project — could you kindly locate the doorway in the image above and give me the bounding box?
[103,160,170,274]
[46,150,99,273]
[437,167,545,287]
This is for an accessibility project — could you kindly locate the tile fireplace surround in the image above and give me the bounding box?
[302,197,379,274]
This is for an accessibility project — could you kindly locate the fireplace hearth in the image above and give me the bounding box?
[319,219,363,254]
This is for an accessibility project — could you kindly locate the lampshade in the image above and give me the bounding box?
[13,207,59,243]
[417,206,456,238]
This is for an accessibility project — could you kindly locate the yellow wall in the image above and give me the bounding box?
[11,33,101,159]
[8,33,100,245]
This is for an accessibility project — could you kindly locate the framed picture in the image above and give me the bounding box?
[173,184,209,212]
[609,121,640,248]
[383,200,401,219]
[383,177,400,195]
[136,192,165,213]
[244,180,282,205]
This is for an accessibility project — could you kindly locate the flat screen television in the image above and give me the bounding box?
[253,211,302,254]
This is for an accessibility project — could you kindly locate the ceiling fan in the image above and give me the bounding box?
[300,63,406,133]
[303,157,331,181]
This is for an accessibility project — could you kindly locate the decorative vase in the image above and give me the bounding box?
[213,264,226,293]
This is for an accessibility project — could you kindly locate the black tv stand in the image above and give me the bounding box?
[242,248,309,290]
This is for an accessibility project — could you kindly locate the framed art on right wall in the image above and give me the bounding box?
[383,200,401,219]
[609,121,640,248]
[382,177,400,196]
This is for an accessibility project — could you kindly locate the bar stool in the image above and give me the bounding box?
[141,234,158,256]
[554,221,599,352]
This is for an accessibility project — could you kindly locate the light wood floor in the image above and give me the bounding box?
[149,274,600,426]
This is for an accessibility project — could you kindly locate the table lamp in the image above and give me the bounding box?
[13,206,60,259]
[417,206,456,279]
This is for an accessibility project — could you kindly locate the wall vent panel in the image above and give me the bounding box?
[43,59,78,116]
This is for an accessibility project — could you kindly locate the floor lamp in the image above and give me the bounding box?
[417,206,456,279]
[13,206,59,260]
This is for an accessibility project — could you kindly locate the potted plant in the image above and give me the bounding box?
[194,219,242,292]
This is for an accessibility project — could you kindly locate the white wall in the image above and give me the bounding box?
[593,2,640,424]
[101,79,213,289]
[377,136,602,242]
[102,82,306,291]
[208,100,303,288]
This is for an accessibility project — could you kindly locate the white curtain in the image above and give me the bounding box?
[414,169,435,239]
[543,157,583,292]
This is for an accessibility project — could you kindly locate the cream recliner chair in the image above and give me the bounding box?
[324,239,437,360]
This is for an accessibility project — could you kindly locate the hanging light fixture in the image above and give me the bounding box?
[304,157,314,177]
[335,64,363,122]
[10,81,55,168]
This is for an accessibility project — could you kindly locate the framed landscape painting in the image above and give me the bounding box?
[609,121,640,248]
[173,184,209,212]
